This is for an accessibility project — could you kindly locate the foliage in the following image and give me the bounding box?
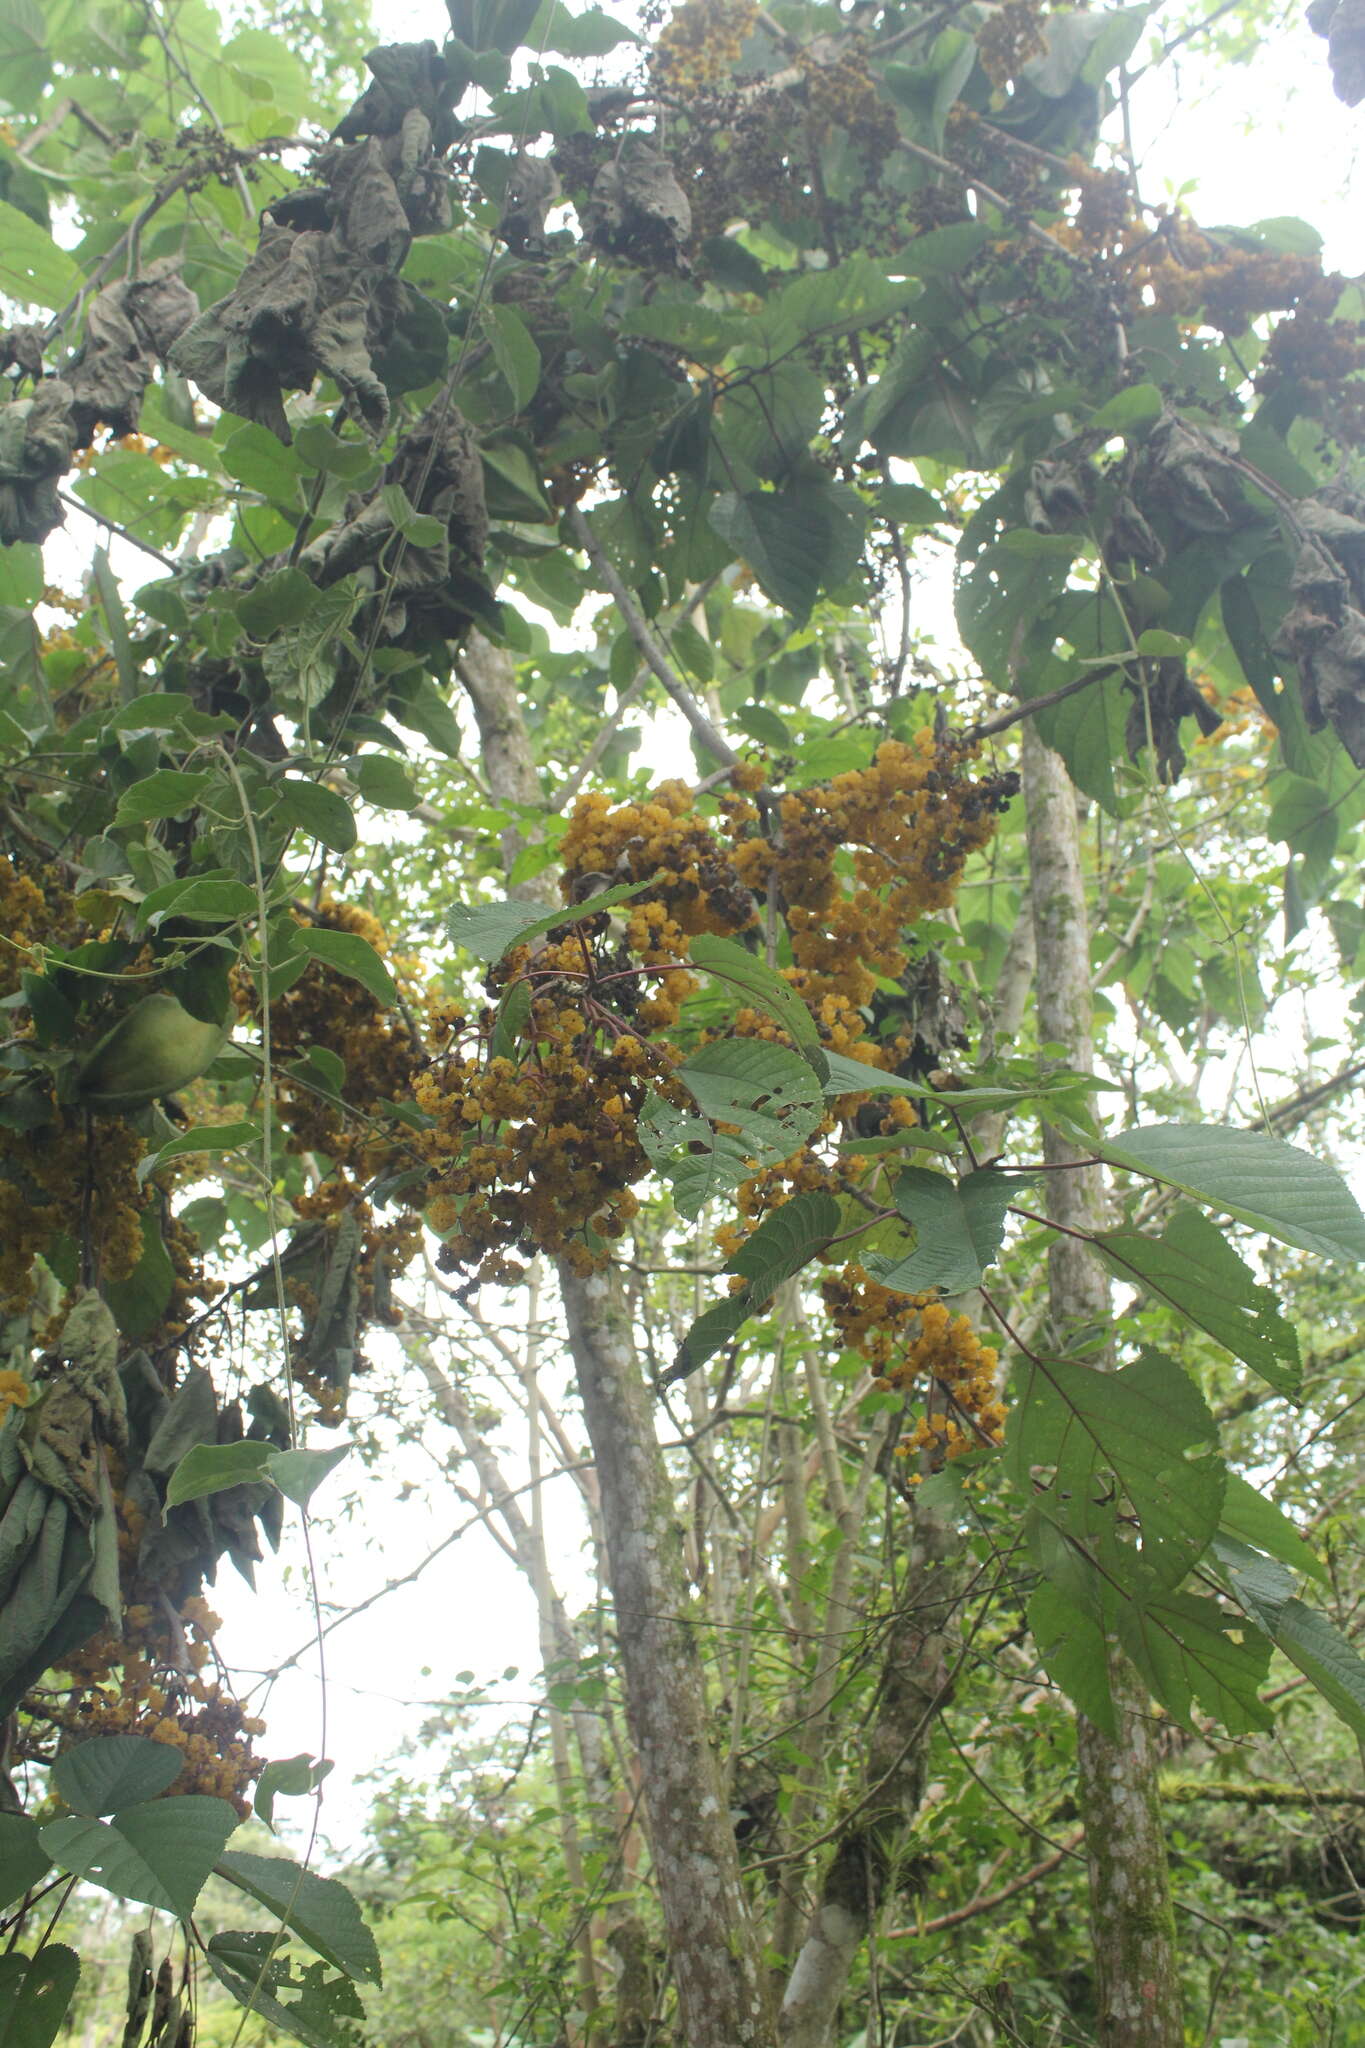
[1,0,1364,2042]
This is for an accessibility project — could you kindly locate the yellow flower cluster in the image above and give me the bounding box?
[652,0,759,93]
[825,1264,1004,1466]
[977,0,1048,89]
[44,1556,266,1813]
[0,857,49,999]
[0,1368,31,1421]
[725,735,1014,1015]
[0,1115,147,1313]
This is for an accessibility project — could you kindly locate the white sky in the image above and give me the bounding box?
[82,5,1365,1856]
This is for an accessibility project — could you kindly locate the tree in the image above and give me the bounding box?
[1,1,1364,2044]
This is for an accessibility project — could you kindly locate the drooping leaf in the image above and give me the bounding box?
[867,1166,1016,1296]
[0,1946,80,2048]
[206,1934,366,2048]
[1120,1585,1273,1734]
[1218,1473,1326,1585]
[266,1445,351,1510]
[254,1756,333,1830]
[1094,1204,1301,1397]
[687,935,825,1067]
[708,483,866,622]
[217,1852,381,1984]
[1009,1347,1225,1592]
[640,1039,822,1222]
[299,928,399,1007]
[1218,1536,1365,1739]
[275,778,357,856]
[40,1798,238,1918]
[672,1192,841,1378]
[51,1735,181,1817]
[1088,1123,1365,1265]
[0,1813,51,1913]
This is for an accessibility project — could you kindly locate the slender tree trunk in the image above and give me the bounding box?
[779,1501,957,2048]
[562,1264,774,2048]
[461,641,773,2045]
[1022,722,1183,2048]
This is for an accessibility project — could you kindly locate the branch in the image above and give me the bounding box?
[566,504,739,770]
[884,1829,1084,1940]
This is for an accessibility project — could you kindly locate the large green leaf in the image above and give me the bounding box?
[51,1735,181,1816]
[165,1440,273,1507]
[0,1813,50,1913]
[206,1935,366,2048]
[687,935,824,1066]
[868,1167,1015,1296]
[0,198,77,308]
[1217,1537,1365,1740]
[672,1192,841,1378]
[1090,1123,1365,1265]
[1120,1585,1272,1735]
[0,1947,79,2048]
[40,1797,238,1918]
[446,880,647,962]
[299,928,399,1007]
[217,1852,381,1984]
[640,1039,822,1222]
[1094,1204,1301,1397]
[708,483,866,622]
[1009,1348,1225,1592]
[0,0,51,109]
[275,778,357,856]
[1218,1474,1325,1585]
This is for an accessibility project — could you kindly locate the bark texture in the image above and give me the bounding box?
[779,1503,957,2048]
[1022,721,1183,2048]
[562,1264,773,2048]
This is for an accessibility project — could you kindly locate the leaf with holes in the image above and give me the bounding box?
[217,1853,381,1983]
[1095,1205,1301,1397]
[1008,1347,1225,1592]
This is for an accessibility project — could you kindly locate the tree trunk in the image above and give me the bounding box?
[562,1264,773,2048]
[1022,721,1183,2048]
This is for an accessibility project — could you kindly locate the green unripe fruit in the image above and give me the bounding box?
[76,993,231,1112]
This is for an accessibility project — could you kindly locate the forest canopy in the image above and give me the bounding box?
[1,1,1364,2045]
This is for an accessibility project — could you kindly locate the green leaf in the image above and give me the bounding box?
[640,1040,822,1222]
[1088,1123,1365,1266]
[1218,1474,1326,1585]
[291,928,395,1008]
[709,483,866,622]
[446,880,647,962]
[1217,1537,1365,1739]
[92,547,137,704]
[206,1935,365,2048]
[254,1756,332,1830]
[217,1852,381,1984]
[678,1039,823,1157]
[165,1440,273,1508]
[0,1813,51,1913]
[349,754,418,812]
[0,198,78,309]
[104,1212,175,1341]
[0,1947,79,2048]
[222,424,303,503]
[40,1798,238,1918]
[482,303,541,409]
[275,778,357,856]
[266,1445,350,1509]
[529,0,639,54]
[387,673,464,757]
[673,1192,841,1377]
[1094,1205,1301,1398]
[378,482,444,549]
[1009,1348,1225,1592]
[144,1121,263,1179]
[1121,1585,1272,1734]
[1034,666,1126,818]
[239,569,321,639]
[868,1167,1015,1296]
[138,876,258,928]
[687,934,824,1067]
[757,256,920,351]
[114,771,216,825]
[0,0,51,108]
[1087,383,1163,434]
[1026,1583,1116,1735]
[51,1735,181,1816]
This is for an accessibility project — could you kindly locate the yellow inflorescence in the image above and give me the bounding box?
[0,1369,31,1422]
[652,0,760,93]
[825,1263,1004,1467]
